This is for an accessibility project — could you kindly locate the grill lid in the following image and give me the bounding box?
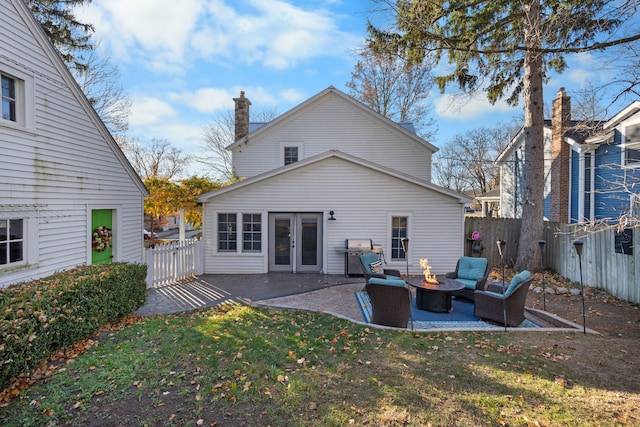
[346,239,372,249]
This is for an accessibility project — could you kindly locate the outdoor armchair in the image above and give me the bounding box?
[473,271,533,327]
[446,256,490,301]
[365,278,412,328]
[358,253,401,281]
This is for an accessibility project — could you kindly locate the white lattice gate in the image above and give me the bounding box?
[145,238,204,287]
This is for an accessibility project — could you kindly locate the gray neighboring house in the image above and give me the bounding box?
[198,87,471,276]
[1,0,148,288]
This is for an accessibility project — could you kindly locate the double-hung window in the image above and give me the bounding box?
[242,213,261,252]
[632,194,640,217]
[218,213,237,252]
[390,216,408,260]
[1,75,16,122]
[0,65,35,130]
[623,123,640,168]
[0,219,24,266]
[284,146,298,165]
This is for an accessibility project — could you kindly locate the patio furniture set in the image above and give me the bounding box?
[359,254,533,329]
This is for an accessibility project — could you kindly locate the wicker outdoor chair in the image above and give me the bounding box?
[365,279,412,328]
[358,253,402,281]
[473,272,533,327]
[446,256,490,301]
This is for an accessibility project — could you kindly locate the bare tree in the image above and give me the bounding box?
[125,138,191,181]
[571,82,609,122]
[200,107,279,180]
[432,143,469,194]
[434,124,516,196]
[72,44,131,139]
[346,45,437,140]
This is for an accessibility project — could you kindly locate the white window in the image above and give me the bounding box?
[218,213,237,252]
[390,216,408,260]
[284,146,298,165]
[622,123,640,168]
[632,194,640,217]
[280,142,303,166]
[0,64,35,130]
[242,213,261,252]
[1,75,16,121]
[0,218,25,267]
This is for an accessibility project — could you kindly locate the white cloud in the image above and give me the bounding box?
[83,0,360,73]
[434,93,516,120]
[130,97,177,126]
[80,0,203,70]
[279,88,306,104]
[171,88,236,113]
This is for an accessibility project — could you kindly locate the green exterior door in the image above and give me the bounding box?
[91,209,113,264]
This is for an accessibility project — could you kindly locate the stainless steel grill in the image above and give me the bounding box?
[344,239,380,276]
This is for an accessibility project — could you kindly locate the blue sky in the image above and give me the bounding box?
[77,0,620,179]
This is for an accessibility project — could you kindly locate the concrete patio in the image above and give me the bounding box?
[136,273,592,333]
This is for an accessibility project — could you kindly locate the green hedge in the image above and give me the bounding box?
[0,263,147,390]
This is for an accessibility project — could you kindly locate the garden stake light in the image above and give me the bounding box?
[574,239,586,334]
[497,240,507,332]
[401,237,409,278]
[538,240,546,311]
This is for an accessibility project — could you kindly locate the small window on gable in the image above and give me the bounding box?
[284,146,298,165]
[1,75,17,122]
[1,66,34,129]
[623,124,640,167]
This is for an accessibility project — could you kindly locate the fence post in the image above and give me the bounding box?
[145,247,154,288]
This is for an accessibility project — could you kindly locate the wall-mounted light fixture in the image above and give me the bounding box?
[328,211,336,221]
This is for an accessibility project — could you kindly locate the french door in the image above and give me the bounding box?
[268,213,322,272]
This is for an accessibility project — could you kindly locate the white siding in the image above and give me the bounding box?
[0,0,145,287]
[232,93,433,181]
[203,157,464,275]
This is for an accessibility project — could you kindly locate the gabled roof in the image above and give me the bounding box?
[585,101,640,145]
[11,0,148,196]
[225,86,438,153]
[496,124,552,163]
[198,150,470,203]
[603,101,640,129]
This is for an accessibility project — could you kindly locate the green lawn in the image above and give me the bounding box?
[1,302,638,426]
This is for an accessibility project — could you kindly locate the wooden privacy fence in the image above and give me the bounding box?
[144,238,204,287]
[464,217,640,304]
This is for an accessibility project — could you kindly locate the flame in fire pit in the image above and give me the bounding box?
[419,258,439,284]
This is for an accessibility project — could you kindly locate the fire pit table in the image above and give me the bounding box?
[408,277,465,313]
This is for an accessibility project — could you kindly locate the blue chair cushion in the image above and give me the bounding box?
[485,291,504,298]
[456,278,478,290]
[385,275,401,280]
[360,253,380,273]
[505,270,531,296]
[368,278,408,288]
[456,257,488,281]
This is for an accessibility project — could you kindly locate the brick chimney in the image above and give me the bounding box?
[549,88,571,223]
[233,91,251,141]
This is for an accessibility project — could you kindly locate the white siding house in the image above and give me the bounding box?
[199,87,471,276]
[0,0,148,288]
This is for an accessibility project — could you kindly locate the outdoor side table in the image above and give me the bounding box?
[409,277,465,313]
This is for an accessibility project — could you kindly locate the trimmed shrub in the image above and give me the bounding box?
[0,263,147,389]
